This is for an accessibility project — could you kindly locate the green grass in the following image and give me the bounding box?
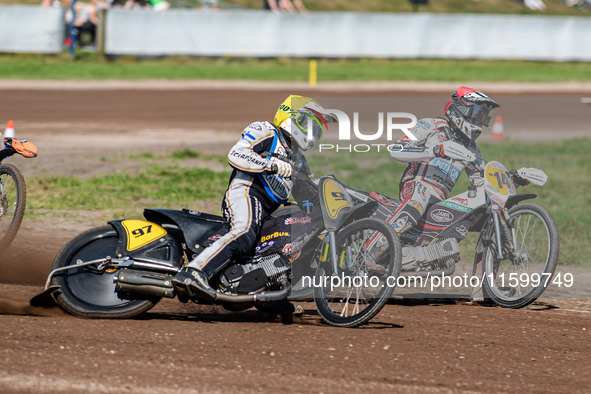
[24,139,591,267]
[27,150,232,219]
[1,54,590,82]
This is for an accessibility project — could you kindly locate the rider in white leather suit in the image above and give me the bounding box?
[172,95,336,300]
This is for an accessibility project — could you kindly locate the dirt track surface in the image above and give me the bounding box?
[1,84,590,393]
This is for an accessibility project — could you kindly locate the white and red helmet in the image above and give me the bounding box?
[444,87,500,140]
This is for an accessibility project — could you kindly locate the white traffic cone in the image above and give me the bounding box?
[3,120,15,149]
[491,116,504,141]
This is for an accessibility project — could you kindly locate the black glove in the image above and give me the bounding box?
[432,144,448,159]
[509,170,530,187]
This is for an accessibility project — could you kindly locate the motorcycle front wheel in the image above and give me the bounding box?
[51,226,161,318]
[0,163,26,250]
[482,203,559,308]
[314,218,401,328]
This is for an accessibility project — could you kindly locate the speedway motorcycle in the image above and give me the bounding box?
[345,140,559,308]
[32,165,402,328]
[0,135,38,249]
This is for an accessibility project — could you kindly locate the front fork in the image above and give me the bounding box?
[328,231,340,274]
[492,209,518,261]
[474,208,518,278]
[318,231,342,275]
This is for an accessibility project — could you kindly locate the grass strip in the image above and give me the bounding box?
[1,55,590,83]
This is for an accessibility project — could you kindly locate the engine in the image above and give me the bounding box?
[401,238,461,271]
[220,254,291,293]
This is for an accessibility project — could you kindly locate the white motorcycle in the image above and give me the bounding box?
[346,140,559,308]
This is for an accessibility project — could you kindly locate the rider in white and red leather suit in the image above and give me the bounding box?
[387,87,500,234]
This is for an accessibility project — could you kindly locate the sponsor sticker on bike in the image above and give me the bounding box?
[437,200,472,213]
[285,216,312,225]
[430,209,454,223]
[451,196,469,205]
[260,231,289,243]
[408,200,424,215]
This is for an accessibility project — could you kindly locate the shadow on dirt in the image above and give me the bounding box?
[138,308,403,329]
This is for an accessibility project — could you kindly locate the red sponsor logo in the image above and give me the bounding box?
[451,197,469,205]
[400,183,415,200]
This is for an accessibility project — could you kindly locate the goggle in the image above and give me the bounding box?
[294,110,326,141]
[460,102,493,127]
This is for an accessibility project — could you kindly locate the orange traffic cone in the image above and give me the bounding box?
[491,116,504,141]
[4,120,15,138]
[3,120,15,149]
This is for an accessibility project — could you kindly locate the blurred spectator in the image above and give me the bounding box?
[523,0,547,10]
[123,0,168,10]
[264,0,306,13]
[408,0,429,12]
[201,0,219,9]
[147,0,170,11]
[124,0,149,9]
[565,0,590,6]
[60,0,99,47]
[41,0,62,6]
[263,0,280,12]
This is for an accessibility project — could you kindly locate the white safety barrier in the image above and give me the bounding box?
[0,5,64,54]
[105,9,591,61]
[1,6,589,61]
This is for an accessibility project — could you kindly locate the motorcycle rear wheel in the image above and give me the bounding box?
[51,226,161,318]
[314,218,401,328]
[0,163,26,250]
[482,203,559,308]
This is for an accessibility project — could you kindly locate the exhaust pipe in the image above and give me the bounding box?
[116,269,175,298]
[215,280,291,303]
[117,269,292,303]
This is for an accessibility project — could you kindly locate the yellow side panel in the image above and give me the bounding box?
[322,179,351,220]
[122,220,167,251]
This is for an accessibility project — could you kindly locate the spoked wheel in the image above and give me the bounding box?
[51,226,160,318]
[0,163,26,250]
[314,218,401,328]
[482,203,559,308]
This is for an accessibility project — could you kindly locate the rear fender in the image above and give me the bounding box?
[143,209,229,256]
[108,219,184,267]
